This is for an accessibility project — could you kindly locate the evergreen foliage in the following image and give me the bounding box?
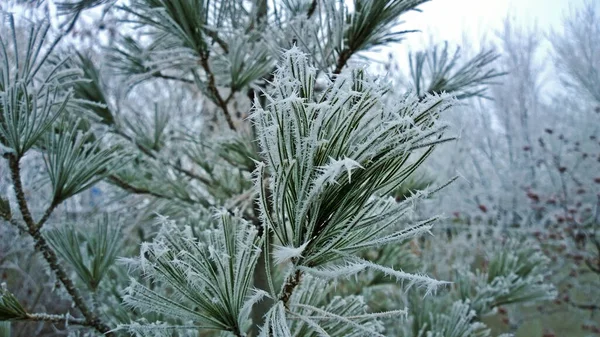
[0,0,566,336]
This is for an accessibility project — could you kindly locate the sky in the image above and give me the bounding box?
[2,0,589,50]
[359,0,595,83]
[399,0,589,48]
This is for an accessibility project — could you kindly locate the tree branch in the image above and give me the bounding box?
[108,175,174,200]
[333,48,353,75]
[25,312,87,326]
[205,30,230,54]
[112,128,213,186]
[279,269,302,307]
[199,53,237,131]
[36,200,59,230]
[6,154,113,336]
[307,0,318,18]
[569,301,600,311]
[153,73,194,84]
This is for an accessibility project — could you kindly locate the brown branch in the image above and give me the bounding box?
[6,217,28,233]
[108,175,172,200]
[36,200,59,230]
[279,269,302,307]
[172,163,213,186]
[153,73,194,84]
[199,53,237,131]
[7,154,113,336]
[107,175,210,208]
[205,30,230,54]
[333,48,353,75]
[307,0,318,18]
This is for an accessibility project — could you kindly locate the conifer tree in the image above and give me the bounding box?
[0,1,555,336]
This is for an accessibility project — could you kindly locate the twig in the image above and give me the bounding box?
[279,269,302,306]
[7,154,113,336]
[6,217,28,233]
[113,129,213,186]
[36,201,59,230]
[154,73,194,84]
[108,175,210,207]
[570,301,600,311]
[205,30,229,54]
[199,53,237,131]
[108,175,173,200]
[333,48,353,75]
[307,0,318,18]
[26,313,87,326]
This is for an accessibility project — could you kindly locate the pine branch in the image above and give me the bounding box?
[5,217,27,234]
[280,269,302,307]
[36,202,59,230]
[25,313,87,326]
[307,0,318,18]
[205,29,230,54]
[333,48,353,75]
[199,53,237,131]
[569,301,600,312]
[6,154,113,336]
[153,73,194,84]
[113,128,213,186]
[107,175,186,201]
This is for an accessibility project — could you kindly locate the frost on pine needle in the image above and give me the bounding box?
[317,157,364,184]
[299,258,449,297]
[0,144,14,156]
[466,240,557,314]
[284,276,406,337]
[248,47,458,334]
[251,47,456,258]
[1,1,545,336]
[120,212,264,335]
[273,241,310,265]
[420,301,491,337]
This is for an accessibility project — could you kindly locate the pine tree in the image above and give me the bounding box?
[0,1,556,336]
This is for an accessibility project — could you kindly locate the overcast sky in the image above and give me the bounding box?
[400,0,589,48]
[362,0,596,80]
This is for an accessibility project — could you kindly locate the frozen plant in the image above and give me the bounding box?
[0,0,550,336]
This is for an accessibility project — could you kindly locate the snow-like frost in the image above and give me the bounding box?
[0,144,15,156]
[272,241,310,265]
[317,157,364,185]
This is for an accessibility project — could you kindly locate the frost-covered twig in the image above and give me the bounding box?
[5,155,112,335]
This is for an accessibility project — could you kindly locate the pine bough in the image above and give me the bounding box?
[119,48,457,336]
